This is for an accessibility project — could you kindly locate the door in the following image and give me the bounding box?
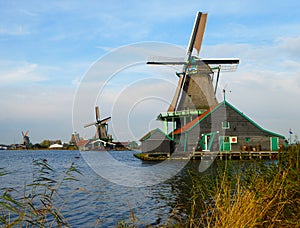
[203,134,210,151]
[198,134,209,151]
[270,137,279,151]
[220,136,231,152]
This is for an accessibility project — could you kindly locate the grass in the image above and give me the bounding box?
[0,159,83,227]
[163,145,300,227]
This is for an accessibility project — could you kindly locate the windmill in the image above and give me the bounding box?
[84,106,112,142]
[148,12,239,132]
[148,12,239,111]
[21,130,31,148]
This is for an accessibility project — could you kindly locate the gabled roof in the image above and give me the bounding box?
[173,104,218,135]
[140,128,173,141]
[173,101,285,138]
[76,139,89,147]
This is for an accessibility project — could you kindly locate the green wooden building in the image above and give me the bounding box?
[172,101,285,153]
[140,101,285,157]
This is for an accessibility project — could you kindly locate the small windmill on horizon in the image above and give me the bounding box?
[84,106,112,143]
[21,130,31,148]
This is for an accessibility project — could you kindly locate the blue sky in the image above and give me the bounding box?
[1,0,300,144]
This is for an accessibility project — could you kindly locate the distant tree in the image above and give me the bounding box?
[40,140,51,148]
[54,140,62,145]
[32,143,42,149]
[128,141,139,149]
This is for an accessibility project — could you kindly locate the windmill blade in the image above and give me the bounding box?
[214,66,221,95]
[168,76,184,112]
[147,56,185,65]
[147,61,186,65]
[171,12,207,111]
[100,117,111,124]
[22,131,25,137]
[187,12,207,56]
[84,122,97,128]
[95,106,100,121]
[202,58,240,65]
[25,130,29,136]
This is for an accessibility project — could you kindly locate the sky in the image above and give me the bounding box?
[0,0,300,144]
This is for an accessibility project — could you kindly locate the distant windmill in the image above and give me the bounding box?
[84,106,111,141]
[21,130,31,148]
[148,12,239,112]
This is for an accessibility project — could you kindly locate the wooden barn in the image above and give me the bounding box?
[172,101,285,153]
[139,128,175,158]
[140,101,285,159]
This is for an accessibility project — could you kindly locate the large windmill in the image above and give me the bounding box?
[148,12,239,132]
[84,106,112,142]
[138,12,286,160]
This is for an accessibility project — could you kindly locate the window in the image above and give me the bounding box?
[245,137,251,143]
[222,121,230,129]
[223,136,230,142]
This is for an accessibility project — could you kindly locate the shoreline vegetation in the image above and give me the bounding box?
[170,145,300,227]
[0,146,299,227]
[0,140,138,151]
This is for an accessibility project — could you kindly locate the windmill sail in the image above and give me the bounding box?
[168,12,209,112]
[95,106,100,120]
[187,12,207,56]
[168,76,184,112]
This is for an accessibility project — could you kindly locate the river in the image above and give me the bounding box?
[0,149,246,227]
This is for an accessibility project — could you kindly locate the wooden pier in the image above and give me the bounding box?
[191,151,279,160]
[134,151,280,161]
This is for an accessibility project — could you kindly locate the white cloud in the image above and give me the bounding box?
[278,36,300,59]
[0,25,29,35]
[18,9,38,17]
[0,85,75,144]
[0,61,47,84]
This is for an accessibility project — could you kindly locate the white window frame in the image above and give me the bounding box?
[222,121,230,129]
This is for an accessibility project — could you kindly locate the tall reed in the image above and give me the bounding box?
[165,145,300,227]
[0,159,83,227]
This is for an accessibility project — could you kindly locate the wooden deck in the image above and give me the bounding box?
[134,151,280,161]
[191,151,279,160]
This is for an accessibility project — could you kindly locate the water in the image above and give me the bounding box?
[0,150,257,226]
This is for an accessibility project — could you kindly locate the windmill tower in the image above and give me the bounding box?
[84,106,112,142]
[148,12,239,133]
[21,130,31,148]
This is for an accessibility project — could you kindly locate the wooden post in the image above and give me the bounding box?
[162,119,168,134]
[184,133,188,153]
[172,118,175,139]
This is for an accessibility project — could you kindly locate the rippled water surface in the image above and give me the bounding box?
[0,150,205,226]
